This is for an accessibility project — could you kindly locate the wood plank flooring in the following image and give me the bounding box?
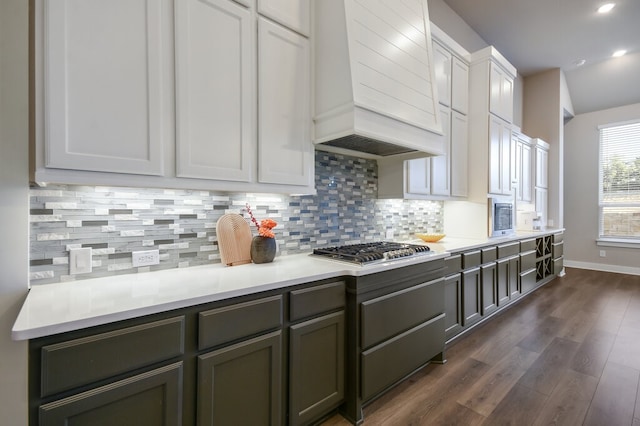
[322,268,640,425]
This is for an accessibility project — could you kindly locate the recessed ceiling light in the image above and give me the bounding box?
[612,49,627,57]
[574,59,586,67]
[598,3,615,13]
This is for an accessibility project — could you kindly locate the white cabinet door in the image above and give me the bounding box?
[258,0,310,36]
[45,0,171,175]
[535,187,548,226]
[431,107,451,195]
[519,142,533,202]
[432,41,452,108]
[536,146,548,188]
[488,62,513,123]
[175,0,254,182]
[258,18,312,186]
[488,116,512,195]
[450,111,468,197]
[406,158,431,195]
[451,57,469,115]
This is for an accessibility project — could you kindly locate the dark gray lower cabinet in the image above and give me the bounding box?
[508,255,520,299]
[40,362,183,426]
[462,267,481,326]
[444,273,463,339]
[481,262,498,315]
[197,331,282,426]
[496,258,510,306]
[289,311,345,426]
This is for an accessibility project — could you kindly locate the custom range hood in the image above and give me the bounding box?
[313,0,445,159]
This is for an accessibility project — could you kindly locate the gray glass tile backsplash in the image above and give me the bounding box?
[29,151,443,285]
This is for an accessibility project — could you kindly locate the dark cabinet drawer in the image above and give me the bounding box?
[553,242,564,259]
[497,242,519,258]
[290,281,345,322]
[361,278,444,349]
[462,250,481,269]
[481,247,497,263]
[40,362,184,425]
[520,250,536,271]
[520,238,536,252]
[199,295,282,350]
[554,256,564,275]
[41,316,185,397]
[444,254,461,276]
[553,232,564,243]
[521,268,537,294]
[361,314,445,402]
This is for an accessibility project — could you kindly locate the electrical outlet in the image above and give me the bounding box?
[385,229,394,240]
[599,250,606,258]
[70,247,92,274]
[132,250,160,267]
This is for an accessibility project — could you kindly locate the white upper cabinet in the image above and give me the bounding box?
[33,0,315,194]
[433,41,452,108]
[535,140,549,189]
[175,0,254,182]
[43,0,172,176]
[513,132,532,203]
[451,57,469,115]
[489,61,514,124]
[258,0,310,36]
[379,22,470,200]
[467,46,517,201]
[450,111,468,197]
[488,115,513,196]
[406,159,431,196]
[257,17,312,186]
[431,106,451,196]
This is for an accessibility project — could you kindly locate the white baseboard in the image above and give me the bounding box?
[564,260,640,276]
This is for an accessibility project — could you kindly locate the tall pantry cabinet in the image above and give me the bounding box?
[468,46,517,201]
[32,0,314,194]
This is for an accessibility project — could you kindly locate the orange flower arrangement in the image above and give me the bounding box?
[245,203,277,238]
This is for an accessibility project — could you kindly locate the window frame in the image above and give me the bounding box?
[597,119,640,247]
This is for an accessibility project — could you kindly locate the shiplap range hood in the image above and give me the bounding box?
[313,0,444,159]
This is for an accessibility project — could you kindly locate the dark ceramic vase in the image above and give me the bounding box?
[250,236,276,264]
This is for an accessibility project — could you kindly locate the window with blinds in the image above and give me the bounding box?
[599,120,640,240]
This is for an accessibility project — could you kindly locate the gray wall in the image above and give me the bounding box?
[0,0,29,423]
[564,102,640,274]
[427,0,487,52]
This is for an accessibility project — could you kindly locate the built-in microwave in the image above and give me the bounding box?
[489,197,515,237]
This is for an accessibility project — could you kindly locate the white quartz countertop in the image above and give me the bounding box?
[12,250,449,341]
[13,229,563,341]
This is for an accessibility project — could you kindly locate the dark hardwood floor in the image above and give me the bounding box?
[322,267,640,425]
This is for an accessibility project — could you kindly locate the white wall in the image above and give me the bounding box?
[564,102,640,274]
[0,0,29,423]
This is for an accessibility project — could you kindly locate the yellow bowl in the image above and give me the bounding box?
[416,233,445,243]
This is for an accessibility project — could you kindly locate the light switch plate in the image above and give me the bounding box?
[70,247,92,275]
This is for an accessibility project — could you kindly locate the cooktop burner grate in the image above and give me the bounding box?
[312,241,431,265]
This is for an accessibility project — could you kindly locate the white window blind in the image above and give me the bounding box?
[599,120,640,240]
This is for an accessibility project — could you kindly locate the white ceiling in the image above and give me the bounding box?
[442,0,640,115]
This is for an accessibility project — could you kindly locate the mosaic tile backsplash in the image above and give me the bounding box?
[30,152,443,285]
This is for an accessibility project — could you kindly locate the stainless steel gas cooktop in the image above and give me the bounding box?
[312,241,431,265]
